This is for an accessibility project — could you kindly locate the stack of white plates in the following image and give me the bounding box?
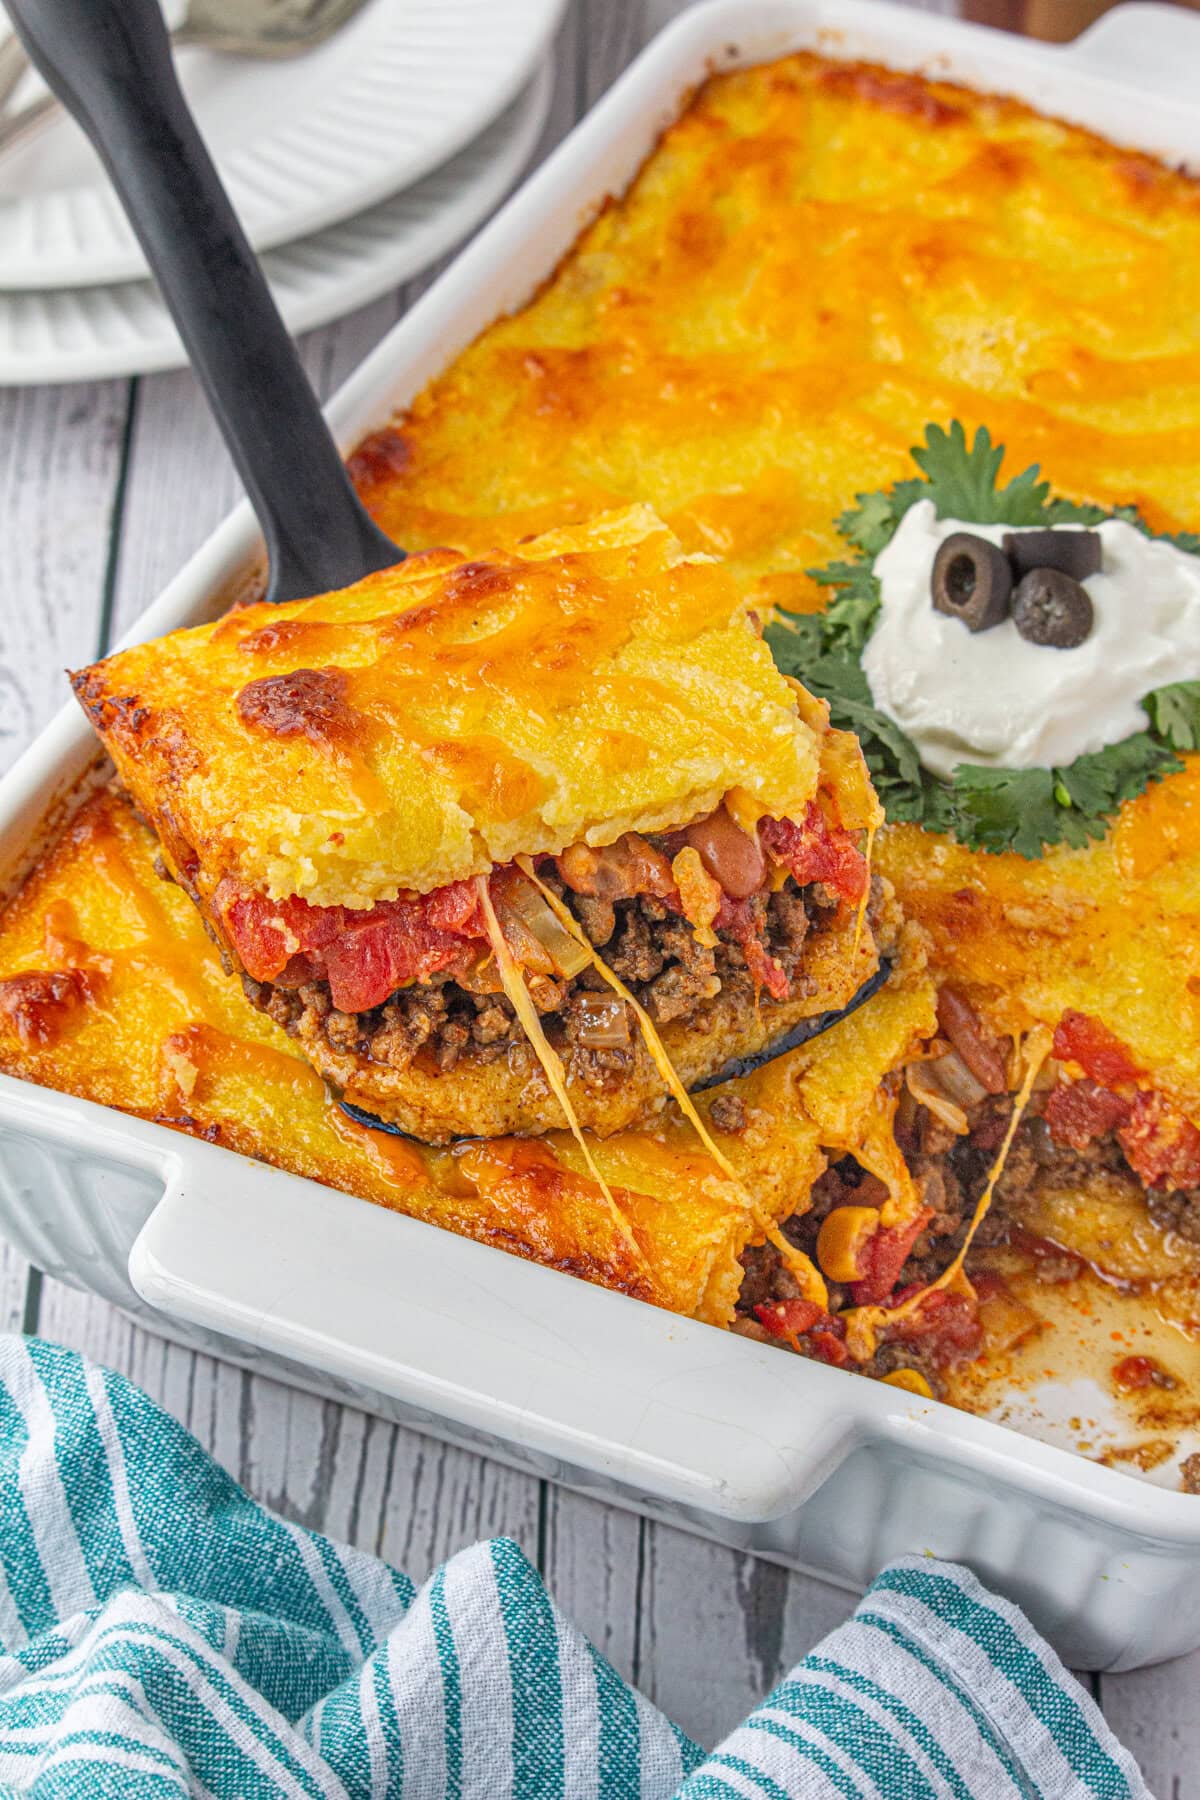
[0,0,562,383]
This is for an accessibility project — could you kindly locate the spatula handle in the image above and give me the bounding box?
[6,0,401,604]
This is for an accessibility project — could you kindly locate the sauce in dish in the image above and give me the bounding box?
[863,501,1200,779]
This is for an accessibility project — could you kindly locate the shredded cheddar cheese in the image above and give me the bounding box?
[475,877,651,1279]
[518,858,830,1308]
[852,817,877,964]
[670,847,721,948]
[843,1088,922,1232]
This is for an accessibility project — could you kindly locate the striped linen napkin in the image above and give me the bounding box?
[0,1335,1148,1798]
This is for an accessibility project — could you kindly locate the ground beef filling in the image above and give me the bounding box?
[242,875,841,1091]
[734,1040,1200,1391]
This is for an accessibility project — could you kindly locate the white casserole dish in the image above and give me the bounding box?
[2,0,1200,1672]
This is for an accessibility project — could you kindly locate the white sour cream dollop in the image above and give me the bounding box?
[861,499,1200,779]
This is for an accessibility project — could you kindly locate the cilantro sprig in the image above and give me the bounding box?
[765,423,1200,857]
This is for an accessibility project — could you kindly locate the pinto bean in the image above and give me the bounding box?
[682,806,766,900]
[936,985,1007,1095]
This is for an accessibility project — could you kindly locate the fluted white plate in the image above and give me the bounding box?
[0,60,551,385]
[0,0,564,291]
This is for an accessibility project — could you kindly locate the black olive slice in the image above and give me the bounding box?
[1003,528,1102,582]
[1011,568,1094,649]
[931,532,1012,632]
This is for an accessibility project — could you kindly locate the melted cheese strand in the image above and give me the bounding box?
[925,1023,1053,1298]
[517,859,829,1308]
[760,1226,826,1307]
[474,878,651,1280]
[844,1024,1053,1360]
[851,817,877,964]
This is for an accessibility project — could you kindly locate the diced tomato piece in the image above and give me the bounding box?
[759,804,868,905]
[753,1300,850,1366]
[1112,1355,1159,1392]
[214,884,328,983]
[215,876,488,1013]
[321,924,406,1017]
[754,1298,823,1338]
[718,900,790,1001]
[882,1288,982,1368]
[316,900,485,1013]
[1043,1078,1132,1152]
[849,1206,933,1306]
[1118,1090,1200,1192]
[424,880,484,935]
[317,919,428,1012]
[742,934,790,1002]
[216,888,285,979]
[808,1329,850,1367]
[1052,1010,1142,1088]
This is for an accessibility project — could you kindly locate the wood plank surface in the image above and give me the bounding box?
[636,1531,858,1747]
[105,301,402,647]
[1100,1655,1200,1800]
[0,0,1192,1779]
[0,1238,30,1336]
[0,374,134,1347]
[0,378,129,773]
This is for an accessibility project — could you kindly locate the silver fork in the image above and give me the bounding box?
[0,0,372,157]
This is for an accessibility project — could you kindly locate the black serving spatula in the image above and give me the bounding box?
[10,0,888,1131]
[5,0,400,604]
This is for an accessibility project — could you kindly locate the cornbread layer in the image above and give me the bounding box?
[352,54,1200,602]
[73,509,833,913]
[0,786,932,1324]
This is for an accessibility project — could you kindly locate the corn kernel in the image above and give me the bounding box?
[816,1204,880,1283]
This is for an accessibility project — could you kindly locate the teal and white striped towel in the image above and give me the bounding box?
[0,1335,1149,1798]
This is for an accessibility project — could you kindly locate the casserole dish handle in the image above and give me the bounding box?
[129,1132,870,1524]
[1066,0,1200,100]
[130,1126,1200,1559]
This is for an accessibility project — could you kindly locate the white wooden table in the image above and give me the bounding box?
[0,0,1195,1783]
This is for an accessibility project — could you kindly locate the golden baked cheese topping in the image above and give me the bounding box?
[73,508,822,913]
[355,54,1200,595]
